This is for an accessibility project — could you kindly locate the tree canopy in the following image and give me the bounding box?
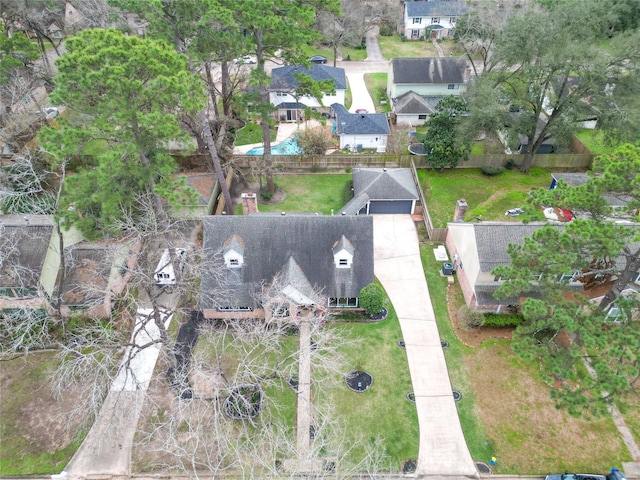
[459,0,640,172]
[493,144,640,416]
[40,29,205,238]
[421,96,469,171]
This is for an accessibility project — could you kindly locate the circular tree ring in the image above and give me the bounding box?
[441,340,449,349]
[453,390,462,402]
[403,459,417,473]
[397,339,406,348]
[406,392,415,402]
[345,370,373,392]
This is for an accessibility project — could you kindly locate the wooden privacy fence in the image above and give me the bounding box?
[228,152,592,171]
[409,159,447,242]
[231,154,414,169]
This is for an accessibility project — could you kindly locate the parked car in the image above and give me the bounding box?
[545,473,606,480]
[234,55,257,64]
[308,55,327,64]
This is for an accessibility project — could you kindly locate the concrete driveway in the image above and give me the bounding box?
[373,215,478,478]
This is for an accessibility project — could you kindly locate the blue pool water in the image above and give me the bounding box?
[246,136,302,155]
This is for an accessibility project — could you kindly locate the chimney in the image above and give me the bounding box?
[453,198,467,222]
[241,192,259,215]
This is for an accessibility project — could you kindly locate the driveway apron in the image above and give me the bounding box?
[373,215,477,478]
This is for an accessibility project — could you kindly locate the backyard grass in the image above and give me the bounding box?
[418,168,551,226]
[234,122,276,146]
[574,129,621,155]
[0,352,88,475]
[325,299,419,470]
[420,244,632,474]
[363,73,390,113]
[246,174,351,216]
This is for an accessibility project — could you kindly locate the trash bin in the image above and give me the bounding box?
[607,470,626,480]
[442,262,454,276]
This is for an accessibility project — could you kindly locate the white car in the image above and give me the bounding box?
[234,55,257,64]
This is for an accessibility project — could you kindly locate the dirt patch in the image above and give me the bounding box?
[0,352,89,472]
[230,180,286,209]
[446,285,514,348]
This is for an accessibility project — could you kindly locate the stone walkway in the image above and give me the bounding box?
[294,316,314,471]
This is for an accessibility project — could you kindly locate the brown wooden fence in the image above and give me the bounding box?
[409,159,448,242]
[229,151,592,172]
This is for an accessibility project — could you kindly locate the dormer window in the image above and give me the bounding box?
[223,235,244,269]
[333,235,354,269]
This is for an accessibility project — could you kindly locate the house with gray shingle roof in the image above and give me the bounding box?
[390,90,440,127]
[341,168,420,215]
[445,222,576,312]
[403,0,468,40]
[0,215,135,318]
[388,57,468,99]
[269,64,347,122]
[200,214,374,320]
[331,104,390,151]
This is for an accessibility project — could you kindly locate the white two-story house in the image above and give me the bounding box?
[269,65,347,122]
[402,0,468,40]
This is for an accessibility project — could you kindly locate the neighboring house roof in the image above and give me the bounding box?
[392,91,439,115]
[270,65,347,91]
[0,215,54,289]
[353,168,419,201]
[276,102,306,109]
[474,223,562,273]
[200,214,374,309]
[391,57,467,85]
[60,244,112,307]
[405,0,469,17]
[331,104,390,136]
[551,172,632,208]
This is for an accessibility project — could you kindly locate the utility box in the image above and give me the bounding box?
[442,262,454,276]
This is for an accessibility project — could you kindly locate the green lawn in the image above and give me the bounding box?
[303,43,367,62]
[325,298,419,470]
[364,73,390,113]
[248,174,351,216]
[418,168,551,226]
[378,35,440,59]
[235,122,276,146]
[574,129,621,155]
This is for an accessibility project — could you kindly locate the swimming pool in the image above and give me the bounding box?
[246,136,302,155]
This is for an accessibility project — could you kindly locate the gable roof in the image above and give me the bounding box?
[474,223,563,272]
[200,215,374,309]
[0,215,54,289]
[551,173,632,208]
[406,0,469,17]
[392,91,439,115]
[331,104,390,136]
[391,57,467,85]
[270,64,347,91]
[353,168,419,201]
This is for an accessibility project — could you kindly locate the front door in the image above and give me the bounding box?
[411,29,420,39]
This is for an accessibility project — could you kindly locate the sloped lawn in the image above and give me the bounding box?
[418,168,551,227]
[421,243,632,474]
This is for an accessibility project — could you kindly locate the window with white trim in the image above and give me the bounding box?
[431,17,440,23]
[413,17,422,24]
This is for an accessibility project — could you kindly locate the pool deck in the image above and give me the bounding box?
[233,120,321,155]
